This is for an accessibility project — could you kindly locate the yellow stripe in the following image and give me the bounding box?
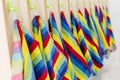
[31,47,41,61]
[44,38,53,55]
[92,12,108,48]
[73,65,88,80]
[53,33,63,49]
[54,53,65,74]
[86,40,100,58]
[62,33,85,59]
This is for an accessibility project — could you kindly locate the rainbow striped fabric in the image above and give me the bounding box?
[105,7,116,51]
[60,11,91,80]
[84,8,104,60]
[70,11,94,74]
[48,12,77,80]
[78,9,103,75]
[16,20,36,80]
[21,25,50,80]
[93,6,110,57]
[98,6,110,50]
[32,16,67,80]
[12,20,24,80]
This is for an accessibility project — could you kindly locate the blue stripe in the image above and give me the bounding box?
[68,50,91,77]
[89,50,103,66]
[25,34,34,47]
[34,60,44,73]
[56,61,67,80]
[32,18,37,28]
[79,39,87,54]
[69,51,91,77]
[36,65,47,78]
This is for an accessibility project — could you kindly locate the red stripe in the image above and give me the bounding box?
[107,30,111,46]
[62,77,69,80]
[43,35,50,48]
[35,16,40,32]
[29,41,38,53]
[77,24,82,32]
[93,60,102,69]
[54,38,69,60]
[38,70,48,80]
[52,51,59,67]
[77,77,80,80]
[78,9,83,16]
[54,40,64,54]
[74,37,80,46]
[50,71,55,80]
[61,11,66,19]
[16,20,23,44]
[63,40,89,67]
[84,32,99,52]
[82,45,88,56]
[100,14,104,23]
[85,8,90,17]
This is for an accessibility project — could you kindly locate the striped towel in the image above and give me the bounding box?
[92,6,110,57]
[16,20,36,80]
[70,11,94,74]
[32,16,68,80]
[12,20,24,80]
[48,12,77,80]
[98,6,110,49]
[105,7,116,52]
[60,11,91,80]
[21,25,50,80]
[80,9,103,75]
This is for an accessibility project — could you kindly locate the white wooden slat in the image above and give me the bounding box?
[89,0,95,13]
[0,0,11,80]
[68,0,78,18]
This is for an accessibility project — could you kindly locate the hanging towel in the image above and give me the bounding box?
[98,6,110,50]
[78,9,103,75]
[16,20,36,80]
[48,12,77,80]
[84,8,104,60]
[32,16,67,80]
[12,20,24,80]
[91,6,110,57]
[70,11,94,74]
[60,11,91,80]
[105,7,116,51]
[21,25,50,80]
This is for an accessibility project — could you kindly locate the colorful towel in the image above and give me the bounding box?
[60,11,91,80]
[12,20,24,80]
[98,6,110,49]
[48,12,77,80]
[21,25,50,80]
[82,9,103,75]
[70,10,94,74]
[105,7,116,51]
[32,16,67,80]
[93,6,110,57]
[16,20,36,80]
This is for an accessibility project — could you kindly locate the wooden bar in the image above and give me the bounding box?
[0,0,11,80]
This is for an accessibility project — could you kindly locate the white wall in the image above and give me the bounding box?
[93,0,120,80]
